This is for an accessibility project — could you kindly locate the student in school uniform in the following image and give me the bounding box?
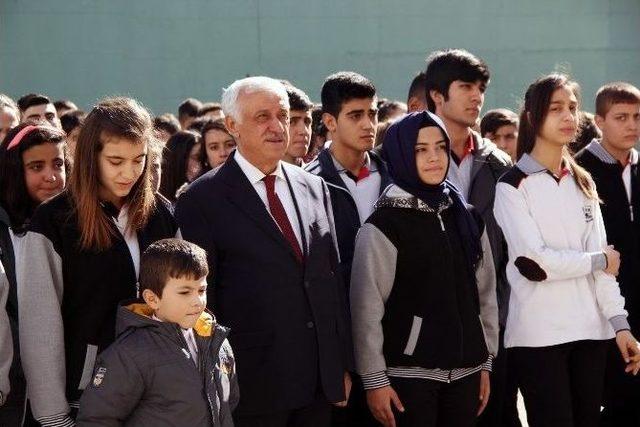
[0,123,68,425]
[494,74,640,427]
[575,82,640,426]
[351,110,499,427]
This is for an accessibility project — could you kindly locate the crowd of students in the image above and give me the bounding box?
[0,48,639,427]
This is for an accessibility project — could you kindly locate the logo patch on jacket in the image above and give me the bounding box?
[93,367,107,387]
[583,205,594,222]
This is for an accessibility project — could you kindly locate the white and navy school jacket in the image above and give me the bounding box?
[494,153,629,348]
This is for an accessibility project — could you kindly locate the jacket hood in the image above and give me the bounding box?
[116,299,217,338]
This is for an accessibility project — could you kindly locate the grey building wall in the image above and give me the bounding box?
[1,0,639,116]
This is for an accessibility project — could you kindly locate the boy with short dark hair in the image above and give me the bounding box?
[17,93,61,129]
[199,102,224,121]
[306,71,392,427]
[406,71,428,113]
[178,98,203,130]
[480,108,519,162]
[77,239,238,426]
[575,82,640,426]
[153,113,181,143]
[283,83,314,166]
[53,99,78,117]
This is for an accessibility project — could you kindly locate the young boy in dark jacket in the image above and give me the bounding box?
[575,82,640,426]
[77,239,238,426]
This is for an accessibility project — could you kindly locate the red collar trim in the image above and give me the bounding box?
[459,134,475,162]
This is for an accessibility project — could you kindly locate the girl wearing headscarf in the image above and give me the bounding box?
[350,111,498,427]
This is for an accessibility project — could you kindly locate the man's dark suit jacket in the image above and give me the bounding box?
[175,156,353,416]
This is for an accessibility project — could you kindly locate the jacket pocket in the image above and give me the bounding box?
[77,344,98,390]
[403,316,423,356]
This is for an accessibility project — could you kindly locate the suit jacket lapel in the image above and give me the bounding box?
[220,158,298,257]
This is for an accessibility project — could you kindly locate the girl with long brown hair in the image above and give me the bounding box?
[17,97,178,426]
[494,74,640,427]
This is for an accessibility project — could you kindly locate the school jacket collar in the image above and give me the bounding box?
[316,147,392,194]
[585,139,639,166]
[469,132,508,183]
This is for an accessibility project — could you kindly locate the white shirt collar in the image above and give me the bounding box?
[234,149,285,184]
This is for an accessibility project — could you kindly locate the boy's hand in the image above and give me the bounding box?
[624,359,640,376]
[333,372,352,407]
[477,370,491,415]
[616,330,640,375]
[366,385,404,427]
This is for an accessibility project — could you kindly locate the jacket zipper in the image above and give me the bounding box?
[172,327,197,368]
[437,209,465,366]
[436,212,445,231]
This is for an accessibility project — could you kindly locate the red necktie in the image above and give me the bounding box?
[263,175,303,262]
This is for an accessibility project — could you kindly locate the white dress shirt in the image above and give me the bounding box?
[447,135,477,200]
[234,149,303,251]
[112,205,140,279]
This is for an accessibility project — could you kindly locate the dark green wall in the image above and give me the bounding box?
[2,0,639,116]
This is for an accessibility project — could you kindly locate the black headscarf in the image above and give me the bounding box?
[382,111,482,267]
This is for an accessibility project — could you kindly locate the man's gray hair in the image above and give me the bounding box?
[221,76,290,122]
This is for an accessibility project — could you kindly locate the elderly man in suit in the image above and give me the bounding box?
[175,76,353,427]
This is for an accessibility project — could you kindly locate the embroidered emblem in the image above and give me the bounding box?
[583,205,594,223]
[216,357,233,375]
[93,367,107,387]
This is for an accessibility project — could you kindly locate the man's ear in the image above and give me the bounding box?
[322,112,338,134]
[594,114,606,131]
[142,289,161,310]
[429,89,444,111]
[407,96,421,113]
[225,115,240,139]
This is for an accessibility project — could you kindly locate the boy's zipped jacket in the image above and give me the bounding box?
[76,302,238,426]
[305,148,392,289]
[576,141,640,333]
